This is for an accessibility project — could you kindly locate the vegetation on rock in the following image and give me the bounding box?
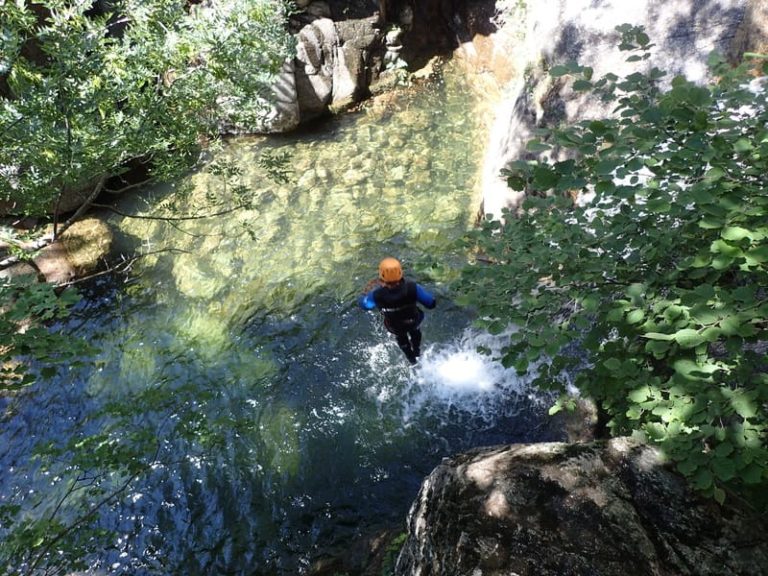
[456,26,768,503]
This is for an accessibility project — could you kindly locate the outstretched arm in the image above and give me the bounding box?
[358,290,378,310]
[416,284,436,309]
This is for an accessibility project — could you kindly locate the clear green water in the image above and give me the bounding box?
[1,62,563,575]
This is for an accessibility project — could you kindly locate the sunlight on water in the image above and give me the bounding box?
[113,61,486,337]
[0,61,564,576]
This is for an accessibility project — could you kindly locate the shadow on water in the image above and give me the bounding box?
[1,61,565,575]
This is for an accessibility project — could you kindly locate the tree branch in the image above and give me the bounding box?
[90,201,251,221]
[103,177,154,195]
[57,247,192,288]
[24,442,162,576]
[55,174,109,240]
[0,175,108,271]
[53,109,74,239]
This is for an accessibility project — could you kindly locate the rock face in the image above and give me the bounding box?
[244,2,387,132]
[479,0,755,219]
[58,217,113,276]
[395,439,768,576]
[263,0,487,131]
[292,13,383,124]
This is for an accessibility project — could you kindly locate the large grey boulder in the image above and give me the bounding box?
[294,17,339,122]
[480,0,753,219]
[294,14,384,122]
[395,439,768,576]
[217,3,385,132]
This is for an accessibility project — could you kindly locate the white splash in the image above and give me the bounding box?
[364,326,547,428]
[416,346,500,394]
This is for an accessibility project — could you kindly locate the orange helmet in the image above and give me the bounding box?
[378,257,403,283]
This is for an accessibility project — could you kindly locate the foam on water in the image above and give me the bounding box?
[417,345,499,394]
[363,327,550,429]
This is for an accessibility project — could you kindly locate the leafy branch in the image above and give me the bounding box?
[456,26,768,504]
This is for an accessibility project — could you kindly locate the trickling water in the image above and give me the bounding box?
[0,61,564,575]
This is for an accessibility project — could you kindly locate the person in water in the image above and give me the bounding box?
[359,257,436,364]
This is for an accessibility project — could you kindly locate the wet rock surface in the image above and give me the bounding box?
[395,439,768,576]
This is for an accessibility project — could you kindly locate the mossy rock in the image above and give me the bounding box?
[60,217,113,275]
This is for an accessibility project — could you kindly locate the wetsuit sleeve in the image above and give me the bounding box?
[358,290,378,310]
[416,284,436,309]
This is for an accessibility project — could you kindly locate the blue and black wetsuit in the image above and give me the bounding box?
[359,279,436,364]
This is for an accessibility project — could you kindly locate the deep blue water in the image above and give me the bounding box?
[0,63,565,575]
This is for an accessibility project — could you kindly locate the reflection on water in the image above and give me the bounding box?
[0,62,564,575]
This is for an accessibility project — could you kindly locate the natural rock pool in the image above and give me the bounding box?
[1,61,564,574]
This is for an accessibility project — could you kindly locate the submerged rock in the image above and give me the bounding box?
[395,439,768,576]
[59,217,113,276]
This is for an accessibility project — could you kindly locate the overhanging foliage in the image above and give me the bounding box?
[0,0,295,218]
[456,26,768,502]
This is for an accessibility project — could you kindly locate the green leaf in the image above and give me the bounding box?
[704,167,726,182]
[526,140,551,152]
[626,309,645,324]
[720,226,753,242]
[673,358,712,381]
[733,138,754,152]
[740,463,765,484]
[713,486,726,505]
[626,405,644,420]
[647,197,671,213]
[603,358,622,371]
[698,216,724,229]
[677,458,698,476]
[693,284,716,300]
[714,441,734,458]
[663,305,683,322]
[628,387,652,402]
[712,457,736,482]
[701,326,722,342]
[745,244,768,263]
[710,239,741,256]
[711,254,735,270]
[645,339,671,357]
[731,393,757,419]
[693,467,714,490]
[737,322,757,338]
[643,332,673,341]
[573,79,593,91]
[581,294,600,311]
[719,315,742,336]
[532,165,560,189]
[595,158,621,175]
[549,65,569,77]
[595,180,616,194]
[672,329,705,348]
